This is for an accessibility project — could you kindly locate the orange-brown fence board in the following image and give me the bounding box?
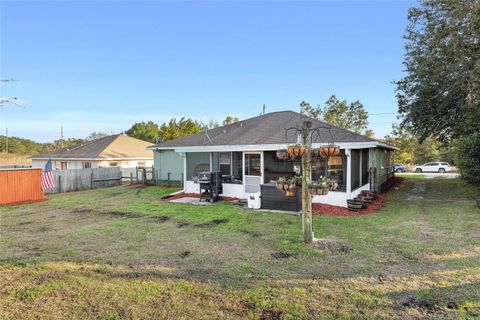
[0,169,45,205]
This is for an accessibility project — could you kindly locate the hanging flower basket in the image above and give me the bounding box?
[276,149,289,160]
[319,144,340,158]
[287,144,307,158]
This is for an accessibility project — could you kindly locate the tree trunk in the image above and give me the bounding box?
[301,121,313,244]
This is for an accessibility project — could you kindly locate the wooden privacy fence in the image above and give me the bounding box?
[0,168,45,205]
[45,167,122,194]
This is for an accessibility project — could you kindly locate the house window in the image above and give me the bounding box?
[109,162,118,167]
[219,152,231,176]
[60,161,68,170]
[245,154,261,176]
[83,161,92,169]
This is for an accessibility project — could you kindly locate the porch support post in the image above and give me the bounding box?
[345,149,352,199]
[182,152,187,191]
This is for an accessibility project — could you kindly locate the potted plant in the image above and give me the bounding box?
[276,149,289,160]
[287,144,307,158]
[308,182,318,195]
[294,175,302,187]
[276,177,286,191]
[285,177,297,197]
[317,182,328,196]
[328,180,338,191]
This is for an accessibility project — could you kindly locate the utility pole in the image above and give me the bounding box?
[60,126,64,148]
[262,104,266,115]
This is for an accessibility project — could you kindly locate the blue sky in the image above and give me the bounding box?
[1,0,414,142]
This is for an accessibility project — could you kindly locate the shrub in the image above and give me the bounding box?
[456,132,480,184]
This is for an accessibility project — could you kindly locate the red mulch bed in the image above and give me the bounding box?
[313,194,385,216]
[160,192,239,202]
[313,177,404,217]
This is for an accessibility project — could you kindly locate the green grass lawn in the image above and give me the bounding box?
[1,178,479,319]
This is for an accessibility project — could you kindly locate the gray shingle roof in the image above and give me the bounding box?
[150,111,391,149]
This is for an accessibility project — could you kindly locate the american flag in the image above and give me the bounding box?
[41,159,55,191]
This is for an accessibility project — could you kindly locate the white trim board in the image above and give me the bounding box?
[149,141,397,153]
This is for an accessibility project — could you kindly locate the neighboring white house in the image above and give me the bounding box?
[148,111,396,208]
[31,134,154,172]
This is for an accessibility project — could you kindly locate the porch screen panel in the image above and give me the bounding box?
[219,152,231,176]
[361,148,369,185]
[232,152,243,182]
[351,149,360,190]
[312,150,346,191]
[211,152,219,172]
[245,154,261,176]
[186,152,210,181]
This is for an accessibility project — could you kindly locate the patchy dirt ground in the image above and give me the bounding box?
[1,178,479,319]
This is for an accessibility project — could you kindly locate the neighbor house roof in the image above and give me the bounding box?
[148,111,396,151]
[31,134,154,160]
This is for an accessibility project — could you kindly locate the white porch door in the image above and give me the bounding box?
[243,152,263,194]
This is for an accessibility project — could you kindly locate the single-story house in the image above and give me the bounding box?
[31,134,154,171]
[148,111,396,208]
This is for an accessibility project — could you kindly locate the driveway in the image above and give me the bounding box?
[397,172,460,179]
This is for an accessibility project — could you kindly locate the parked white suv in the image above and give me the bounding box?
[412,162,452,173]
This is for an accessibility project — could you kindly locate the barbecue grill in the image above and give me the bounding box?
[198,171,222,202]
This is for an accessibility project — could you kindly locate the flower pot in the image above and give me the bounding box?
[317,188,329,196]
[347,200,363,211]
[309,188,317,195]
[288,184,296,191]
[287,145,307,158]
[328,181,338,191]
[285,189,296,197]
[276,183,284,191]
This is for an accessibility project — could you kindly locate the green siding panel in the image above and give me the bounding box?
[154,151,183,181]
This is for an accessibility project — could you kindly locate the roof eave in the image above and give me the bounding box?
[149,141,398,152]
